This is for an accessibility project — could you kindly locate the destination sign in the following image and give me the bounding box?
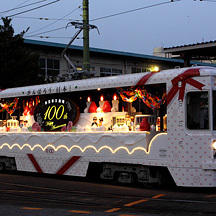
[34,97,79,131]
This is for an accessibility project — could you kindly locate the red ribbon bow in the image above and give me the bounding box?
[136,68,205,107]
[167,68,205,106]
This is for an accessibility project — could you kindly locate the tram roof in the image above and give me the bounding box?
[0,66,216,99]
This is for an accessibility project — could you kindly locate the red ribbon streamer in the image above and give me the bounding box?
[136,72,155,86]
[167,68,205,105]
[135,68,205,107]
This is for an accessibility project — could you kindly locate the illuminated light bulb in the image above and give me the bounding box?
[112,93,119,112]
[0,143,149,155]
[99,95,105,110]
[213,141,216,150]
[113,93,118,100]
[154,66,159,72]
[84,96,92,113]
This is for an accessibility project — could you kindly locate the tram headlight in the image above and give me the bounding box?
[213,141,216,150]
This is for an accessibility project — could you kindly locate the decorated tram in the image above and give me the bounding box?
[0,66,216,187]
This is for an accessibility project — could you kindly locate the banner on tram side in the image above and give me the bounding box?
[34,96,79,131]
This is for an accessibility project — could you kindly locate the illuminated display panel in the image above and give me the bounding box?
[34,97,79,131]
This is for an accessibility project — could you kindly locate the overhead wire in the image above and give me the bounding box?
[7,0,60,17]
[25,6,81,36]
[10,16,75,21]
[25,26,67,38]
[90,0,181,22]
[14,0,31,7]
[4,0,31,15]
[0,0,49,16]
[33,36,73,39]
[26,0,181,39]
[202,0,216,2]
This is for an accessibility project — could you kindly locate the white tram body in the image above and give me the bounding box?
[0,66,216,187]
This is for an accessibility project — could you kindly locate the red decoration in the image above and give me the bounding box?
[136,72,155,86]
[67,121,73,131]
[166,68,205,106]
[140,117,150,131]
[23,106,30,116]
[30,106,35,115]
[123,103,128,112]
[38,126,41,132]
[23,97,40,116]
[102,100,111,112]
[0,98,20,114]
[29,100,35,115]
[88,101,97,113]
[35,96,40,106]
[61,126,67,132]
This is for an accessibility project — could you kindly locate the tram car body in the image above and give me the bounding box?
[0,66,216,187]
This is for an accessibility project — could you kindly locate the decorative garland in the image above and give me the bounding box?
[0,98,20,114]
[117,87,166,109]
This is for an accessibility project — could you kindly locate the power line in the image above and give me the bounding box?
[25,26,67,38]
[6,0,31,15]
[90,0,181,22]
[202,0,216,2]
[15,0,31,7]
[25,6,81,36]
[11,16,77,21]
[26,35,83,39]
[25,0,181,40]
[0,0,49,16]
[7,0,60,17]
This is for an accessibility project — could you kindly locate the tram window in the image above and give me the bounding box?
[213,91,216,130]
[187,92,209,130]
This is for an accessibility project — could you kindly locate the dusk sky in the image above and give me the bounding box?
[1,0,216,55]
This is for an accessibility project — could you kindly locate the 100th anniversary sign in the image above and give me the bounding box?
[34,97,79,131]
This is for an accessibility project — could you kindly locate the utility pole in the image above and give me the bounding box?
[83,0,90,71]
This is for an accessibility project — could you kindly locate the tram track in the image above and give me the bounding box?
[0,189,97,207]
[0,174,216,215]
[0,179,215,203]
[1,188,215,216]
[0,180,141,199]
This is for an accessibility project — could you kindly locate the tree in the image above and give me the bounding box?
[0,17,41,89]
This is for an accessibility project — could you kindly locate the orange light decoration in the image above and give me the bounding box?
[0,98,20,114]
[100,95,104,101]
[112,93,119,112]
[87,96,91,102]
[23,106,30,116]
[23,97,39,116]
[99,94,105,111]
[36,96,40,106]
[113,93,118,100]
